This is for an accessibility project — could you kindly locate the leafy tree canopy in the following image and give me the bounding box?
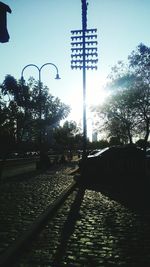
[0,75,70,156]
[92,43,150,149]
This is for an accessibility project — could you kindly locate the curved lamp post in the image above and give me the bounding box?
[21,62,60,167]
[21,62,60,83]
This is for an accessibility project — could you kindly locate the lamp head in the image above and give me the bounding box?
[55,73,61,80]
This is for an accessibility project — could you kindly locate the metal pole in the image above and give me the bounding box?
[82,0,87,159]
[38,63,60,155]
[38,69,42,152]
[82,28,87,159]
[71,1,98,160]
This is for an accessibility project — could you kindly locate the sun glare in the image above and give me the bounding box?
[61,75,109,140]
[87,75,107,107]
[65,75,108,126]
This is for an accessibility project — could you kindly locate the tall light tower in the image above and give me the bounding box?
[71,0,98,159]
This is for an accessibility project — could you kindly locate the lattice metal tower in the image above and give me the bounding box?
[71,0,98,159]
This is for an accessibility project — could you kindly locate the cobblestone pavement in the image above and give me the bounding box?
[16,184,150,266]
[1,163,150,267]
[0,163,76,255]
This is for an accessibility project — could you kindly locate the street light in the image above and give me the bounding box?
[21,62,60,84]
[71,0,98,159]
[21,62,60,167]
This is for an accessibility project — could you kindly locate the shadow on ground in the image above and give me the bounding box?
[52,186,85,266]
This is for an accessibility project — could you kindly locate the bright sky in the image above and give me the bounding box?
[0,0,150,137]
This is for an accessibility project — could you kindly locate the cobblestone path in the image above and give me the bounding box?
[0,164,76,255]
[16,185,150,267]
[1,162,150,267]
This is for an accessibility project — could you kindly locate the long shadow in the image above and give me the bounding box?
[52,172,150,265]
[52,185,85,266]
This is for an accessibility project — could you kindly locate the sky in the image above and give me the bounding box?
[0,0,150,137]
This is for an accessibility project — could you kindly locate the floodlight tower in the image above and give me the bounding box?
[71,0,98,159]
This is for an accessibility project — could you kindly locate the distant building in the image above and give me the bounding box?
[92,131,97,142]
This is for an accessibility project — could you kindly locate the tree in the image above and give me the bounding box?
[92,43,150,149]
[128,44,150,150]
[0,75,70,155]
[54,120,82,154]
[92,89,138,144]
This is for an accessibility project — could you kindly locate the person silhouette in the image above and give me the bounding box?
[0,1,11,43]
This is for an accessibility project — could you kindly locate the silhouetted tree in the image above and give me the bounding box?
[92,43,150,149]
[54,120,82,154]
[0,75,70,176]
[1,75,70,146]
[93,89,139,144]
[128,44,150,151]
